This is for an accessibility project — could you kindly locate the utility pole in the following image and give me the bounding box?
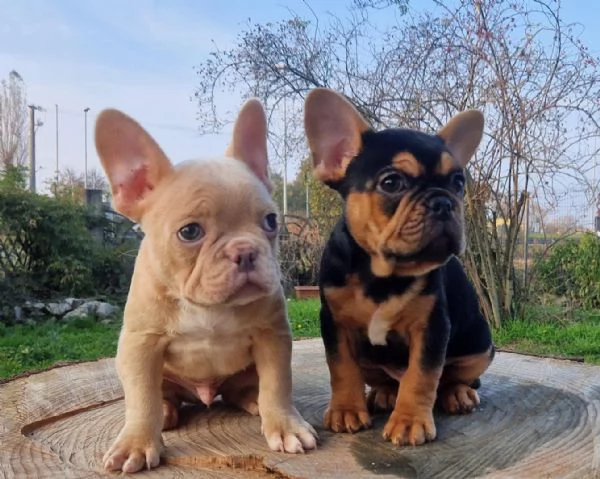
[275,62,288,216]
[84,107,90,190]
[305,171,310,218]
[594,153,599,236]
[282,97,288,216]
[27,105,44,193]
[55,104,59,195]
[523,192,530,288]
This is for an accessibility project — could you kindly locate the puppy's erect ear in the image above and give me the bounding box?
[95,109,174,222]
[225,98,271,191]
[437,110,484,168]
[304,88,370,183]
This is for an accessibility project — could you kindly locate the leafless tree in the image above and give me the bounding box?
[50,167,109,202]
[0,71,27,170]
[193,0,600,327]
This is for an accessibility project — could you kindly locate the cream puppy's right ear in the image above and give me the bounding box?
[95,109,174,222]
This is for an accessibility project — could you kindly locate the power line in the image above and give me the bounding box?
[54,107,200,134]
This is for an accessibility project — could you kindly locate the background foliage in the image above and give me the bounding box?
[0,167,136,323]
[194,0,600,328]
[533,233,600,310]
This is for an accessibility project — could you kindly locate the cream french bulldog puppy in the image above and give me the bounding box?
[95,99,317,473]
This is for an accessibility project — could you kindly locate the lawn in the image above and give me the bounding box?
[0,318,121,380]
[0,299,598,380]
[494,306,600,363]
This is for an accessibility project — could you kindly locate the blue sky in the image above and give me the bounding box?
[1,0,599,193]
[0,0,363,191]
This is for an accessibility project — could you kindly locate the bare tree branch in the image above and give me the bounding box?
[0,71,27,169]
[193,0,600,326]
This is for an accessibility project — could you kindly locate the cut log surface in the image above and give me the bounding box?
[1,339,599,479]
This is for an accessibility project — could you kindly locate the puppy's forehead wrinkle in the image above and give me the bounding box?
[148,157,275,226]
[345,129,450,192]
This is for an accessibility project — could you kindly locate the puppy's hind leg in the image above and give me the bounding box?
[365,368,399,413]
[221,365,260,416]
[162,400,180,431]
[161,380,185,431]
[438,346,494,414]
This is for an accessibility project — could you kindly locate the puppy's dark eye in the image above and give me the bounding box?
[378,172,406,194]
[451,172,465,191]
[177,223,204,242]
[262,213,278,233]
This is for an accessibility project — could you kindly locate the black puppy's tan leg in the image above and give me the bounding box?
[383,364,441,445]
[383,296,443,446]
[324,329,372,433]
[438,346,494,414]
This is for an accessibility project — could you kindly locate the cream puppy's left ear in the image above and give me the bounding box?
[225,98,271,191]
[95,109,174,223]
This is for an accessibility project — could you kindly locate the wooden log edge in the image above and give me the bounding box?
[1,339,599,479]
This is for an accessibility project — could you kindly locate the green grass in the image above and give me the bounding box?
[287,298,320,338]
[0,299,598,381]
[493,307,600,364]
[0,317,121,380]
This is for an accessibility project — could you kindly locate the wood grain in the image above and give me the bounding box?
[1,339,599,478]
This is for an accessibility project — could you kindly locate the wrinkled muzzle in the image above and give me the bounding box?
[183,235,280,307]
[380,190,465,265]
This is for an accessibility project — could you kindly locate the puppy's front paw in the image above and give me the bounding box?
[261,409,318,453]
[382,409,436,446]
[103,429,163,473]
[324,404,371,433]
[439,383,480,414]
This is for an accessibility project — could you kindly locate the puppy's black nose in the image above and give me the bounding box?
[428,196,453,219]
[235,250,257,272]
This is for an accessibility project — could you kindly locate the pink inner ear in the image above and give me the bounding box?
[244,152,269,186]
[227,99,270,188]
[316,138,353,179]
[331,138,352,167]
[112,164,153,212]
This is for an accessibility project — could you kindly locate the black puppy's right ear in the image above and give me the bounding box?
[304,88,370,183]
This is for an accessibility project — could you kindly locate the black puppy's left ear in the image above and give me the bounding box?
[437,110,484,168]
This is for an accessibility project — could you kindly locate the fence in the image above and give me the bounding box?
[517,190,600,276]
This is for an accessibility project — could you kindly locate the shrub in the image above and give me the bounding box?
[0,189,134,322]
[533,233,600,309]
[278,216,327,294]
[0,165,28,190]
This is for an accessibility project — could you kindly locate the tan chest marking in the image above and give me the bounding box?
[324,275,434,340]
[368,277,426,345]
[324,275,378,329]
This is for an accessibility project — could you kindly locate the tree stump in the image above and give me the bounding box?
[1,339,599,478]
